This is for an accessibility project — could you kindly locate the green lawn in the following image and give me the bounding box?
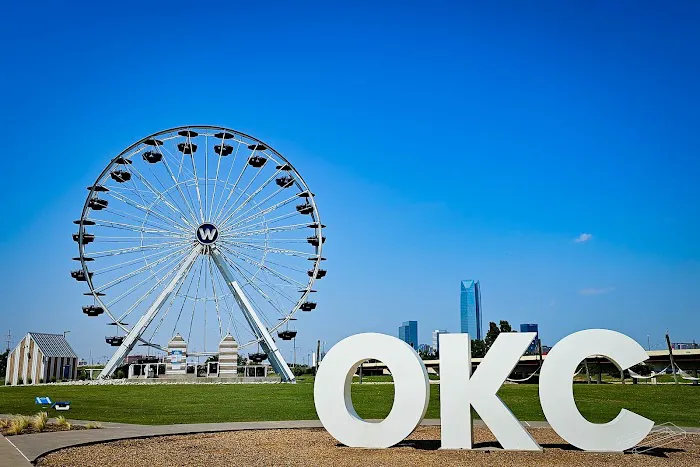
[0,380,698,427]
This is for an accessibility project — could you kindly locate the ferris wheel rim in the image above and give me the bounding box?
[76,125,324,352]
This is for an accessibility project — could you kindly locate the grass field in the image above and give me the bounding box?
[0,378,698,427]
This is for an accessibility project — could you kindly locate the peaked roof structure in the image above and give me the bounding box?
[27,332,78,358]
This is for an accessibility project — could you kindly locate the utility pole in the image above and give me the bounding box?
[665,332,678,385]
[315,339,321,375]
[647,335,651,352]
[4,330,12,352]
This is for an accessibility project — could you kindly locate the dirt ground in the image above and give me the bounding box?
[37,426,700,467]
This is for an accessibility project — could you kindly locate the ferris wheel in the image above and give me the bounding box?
[71,126,326,382]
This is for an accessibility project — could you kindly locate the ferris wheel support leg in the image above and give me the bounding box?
[210,247,296,383]
[98,246,203,379]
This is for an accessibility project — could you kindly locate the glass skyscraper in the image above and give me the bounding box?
[399,321,418,349]
[520,323,539,354]
[460,280,482,340]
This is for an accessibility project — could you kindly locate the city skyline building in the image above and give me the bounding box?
[432,329,447,354]
[460,280,482,340]
[520,323,540,354]
[398,320,418,349]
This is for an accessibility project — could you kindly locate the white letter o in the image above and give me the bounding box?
[313,333,430,448]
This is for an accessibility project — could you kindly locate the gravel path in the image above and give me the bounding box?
[37,426,699,466]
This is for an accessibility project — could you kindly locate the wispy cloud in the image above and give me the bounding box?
[574,233,593,243]
[579,287,616,296]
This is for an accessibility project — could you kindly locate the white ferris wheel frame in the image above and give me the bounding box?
[75,125,324,382]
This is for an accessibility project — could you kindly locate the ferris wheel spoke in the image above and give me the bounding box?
[88,219,188,237]
[259,268,298,305]
[88,239,192,258]
[223,222,311,238]
[128,162,199,229]
[139,152,200,227]
[105,189,190,233]
[92,243,188,275]
[112,248,197,321]
[210,139,244,222]
[212,150,250,226]
[218,241,315,259]
[207,256,224,338]
[204,134,210,222]
[181,133,205,222]
[222,237,309,244]
[207,133,228,220]
[211,267,244,339]
[220,186,286,230]
[95,244,192,293]
[147,255,192,342]
[222,211,300,236]
[155,144,202,225]
[170,258,200,337]
[187,256,205,343]
[253,254,307,274]
[104,178,186,229]
[219,193,302,232]
[216,248,288,321]
[217,243,306,289]
[94,206,187,235]
[216,167,283,228]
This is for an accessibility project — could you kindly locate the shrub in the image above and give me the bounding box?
[85,422,102,429]
[39,378,43,384]
[7,415,30,435]
[55,416,71,430]
[27,377,32,385]
[31,412,48,431]
[50,377,57,383]
[17,378,23,385]
[0,418,9,429]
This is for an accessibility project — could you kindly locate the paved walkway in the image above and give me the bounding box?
[0,435,33,467]
[6,419,700,464]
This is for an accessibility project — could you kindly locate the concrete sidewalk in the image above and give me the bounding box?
[0,435,33,467]
[6,419,700,464]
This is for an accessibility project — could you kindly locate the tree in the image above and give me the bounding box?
[485,322,500,349]
[499,320,513,333]
[0,349,8,379]
[471,339,487,358]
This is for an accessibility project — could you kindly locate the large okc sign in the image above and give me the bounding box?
[314,329,653,452]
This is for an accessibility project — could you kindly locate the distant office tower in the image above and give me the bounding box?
[399,321,418,349]
[418,343,432,354]
[460,280,482,340]
[520,323,540,354]
[432,329,447,354]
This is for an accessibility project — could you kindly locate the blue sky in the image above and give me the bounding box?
[1,1,698,361]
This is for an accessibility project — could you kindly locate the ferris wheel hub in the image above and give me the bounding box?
[196,223,219,246]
